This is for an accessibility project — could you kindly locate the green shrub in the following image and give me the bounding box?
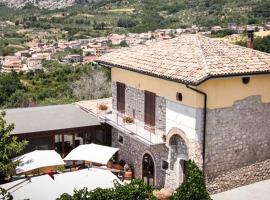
[170,160,211,200]
[57,179,157,200]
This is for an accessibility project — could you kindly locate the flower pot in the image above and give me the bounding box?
[124,170,133,180]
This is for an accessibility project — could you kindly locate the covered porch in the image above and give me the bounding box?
[4,104,111,157]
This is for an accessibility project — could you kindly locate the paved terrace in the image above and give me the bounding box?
[211,179,270,200]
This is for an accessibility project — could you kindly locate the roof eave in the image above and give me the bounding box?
[97,60,199,86]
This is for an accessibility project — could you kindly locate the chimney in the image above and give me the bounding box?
[247,29,254,49]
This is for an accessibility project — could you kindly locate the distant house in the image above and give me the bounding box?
[2,61,22,73]
[32,53,51,60]
[2,56,22,73]
[83,48,96,56]
[211,26,223,32]
[83,56,97,63]
[61,54,81,63]
[15,50,30,58]
[228,22,237,31]
[26,57,43,71]
[97,34,270,194]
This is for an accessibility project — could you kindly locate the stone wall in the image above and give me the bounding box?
[156,96,166,131]
[206,159,270,194]
[125,85,145,122]
[112,128,168,188]
[205,95,270,178]
[112,81,166,131]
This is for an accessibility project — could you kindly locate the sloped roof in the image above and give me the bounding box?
[97,34,270,85]
[3,104,100,135]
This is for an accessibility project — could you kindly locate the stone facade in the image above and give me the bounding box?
[205,95,270,178]
[112,128,168,188]
[125,85,145,122]
[112,81,166,131]
[111,82,204,190]
[206,159,270,194]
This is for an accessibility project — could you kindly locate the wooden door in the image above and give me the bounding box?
[117,82,125,113]
[145,91,156,127]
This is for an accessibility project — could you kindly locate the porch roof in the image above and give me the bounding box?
[3,104,100,135]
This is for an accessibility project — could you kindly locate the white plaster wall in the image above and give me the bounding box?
[166,100,203,142]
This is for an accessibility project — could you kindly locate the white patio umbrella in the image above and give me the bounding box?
[64,144,119,165]
[14,150,66,174]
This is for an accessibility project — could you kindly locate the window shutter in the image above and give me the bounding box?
[145,91,155,127]
[150,93,156,127]
[117,82,125,113]
[145,91,150,125]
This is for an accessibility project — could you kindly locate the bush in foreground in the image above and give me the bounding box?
[170,160,211,200]
[57,179,156,200]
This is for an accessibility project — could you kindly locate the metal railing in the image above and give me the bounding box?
[97,108,165,145]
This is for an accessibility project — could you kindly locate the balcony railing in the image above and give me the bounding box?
[98,109,166,146]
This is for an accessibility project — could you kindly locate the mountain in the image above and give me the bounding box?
[0,0,100,9]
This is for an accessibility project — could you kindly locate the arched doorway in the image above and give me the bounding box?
[142,153,155,186]
[168,132,188,185]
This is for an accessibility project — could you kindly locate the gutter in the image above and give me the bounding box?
[186,85,207,177]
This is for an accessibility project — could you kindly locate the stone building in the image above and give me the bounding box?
[97,34,270,193]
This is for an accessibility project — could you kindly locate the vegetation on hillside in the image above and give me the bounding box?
[236,35,270,53]
[0,0,269,39]
[0,62,111,108]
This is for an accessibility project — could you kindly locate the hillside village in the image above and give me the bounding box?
[0,1,270,200]
[1,21,270,74]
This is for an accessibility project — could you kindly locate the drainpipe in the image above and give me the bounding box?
[186,85,207,177]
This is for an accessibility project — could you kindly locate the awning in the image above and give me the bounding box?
[64,144,119,165]
[14,150,65,174]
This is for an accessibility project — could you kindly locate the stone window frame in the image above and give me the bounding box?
[118,134,124,145]
[161,158,170,172]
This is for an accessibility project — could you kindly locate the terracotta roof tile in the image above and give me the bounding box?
[97,34,270,85]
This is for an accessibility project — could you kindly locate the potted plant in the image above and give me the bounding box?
[122,116,134,124]
[98,104,108,111]
[124,165,133,180]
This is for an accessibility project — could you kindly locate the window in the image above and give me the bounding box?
[161,159,169,171]
[145,91,156,127]
[118,134,124,145]
[117,82,126,113]
[242,77,250,85]
[176,92,183,101]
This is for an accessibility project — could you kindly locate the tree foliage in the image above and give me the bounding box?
[0,112,28,180]
[57,179,157,200]
[236,35,270,53]
[0,62,111,108]
[170,160,211,200]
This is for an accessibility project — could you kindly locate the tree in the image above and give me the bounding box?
[57,179,157,200]
[120,40,129,47]
[0,112,28,183]
[71,70,111,100]
[170,160,211,200]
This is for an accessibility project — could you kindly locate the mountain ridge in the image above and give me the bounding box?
[0,0,100,9]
